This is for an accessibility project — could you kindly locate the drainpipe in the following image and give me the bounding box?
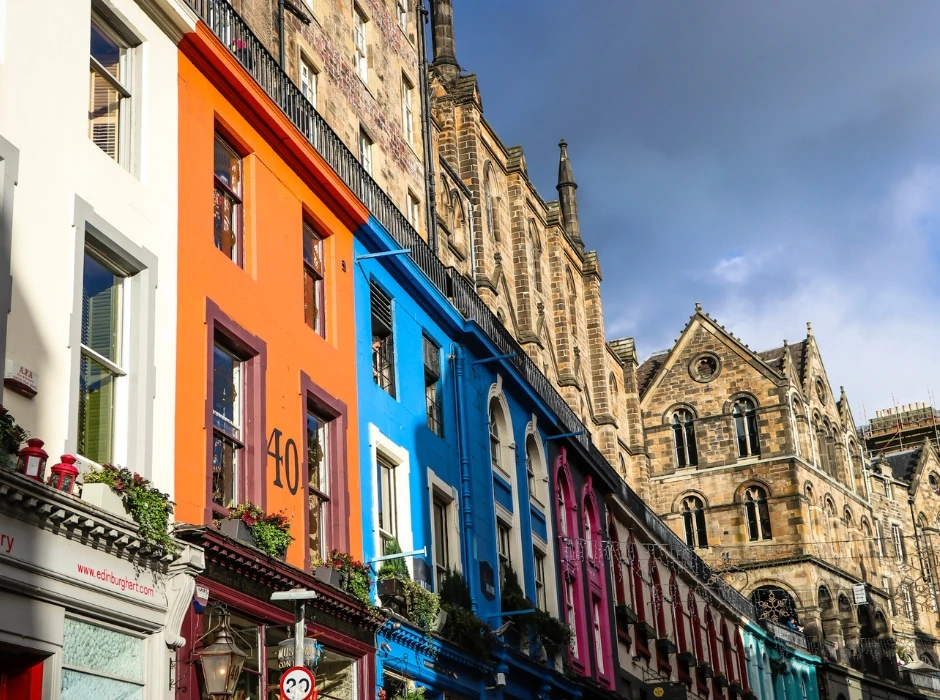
[278,0,286,67]
[416,0,438,254]
[466,197,477,293]
[451,343,477,611]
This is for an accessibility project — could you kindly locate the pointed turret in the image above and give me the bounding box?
[557,139,584,252]
[430,0,459,82]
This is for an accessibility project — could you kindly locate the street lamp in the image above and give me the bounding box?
[197,610,247,698]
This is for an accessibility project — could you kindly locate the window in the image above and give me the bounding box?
[77,246,126,466]
[303,222,325,335]
[484,171,496,240]
[884,477,893,499]
[489,408,503,475]
[89,12,131,164]
[681,496,708,549]
[396,0,408,32]
[377,456,397,552]
[535,550,547,610]
[565,574,579,658]
[359,128,373,175]
[300,56,318,107]
[370,281,395,396]
[744,486,772,541]
[593,597,605,674]
[307,405,332,562]
[407,191,420,229]
[213,134,243,264]
[892,524,905,563]
[497,520,512,583]
[423,334,443,436]
[353,7,368,82]
[212,342,243,512]
[532,224,543,292]
[62,618,143,698]
[902,584,915,620]
[566,269,578,337]
[672,409,698,468]
[875,520,885,558]
[733,398,761,458]
[432,495,450,585]
[883,576,895,616]
[401,76,415,147]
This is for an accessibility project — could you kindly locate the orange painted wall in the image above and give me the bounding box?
[175,27,366,565]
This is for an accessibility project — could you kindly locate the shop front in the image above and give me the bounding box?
[174,528,382,700]
[0,468,204,700]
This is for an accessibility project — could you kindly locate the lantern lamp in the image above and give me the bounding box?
[49,454,80,495]
[16,438,48,482]
[197,610,247,698]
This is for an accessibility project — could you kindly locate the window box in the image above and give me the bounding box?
[616,604,639,626]
[677,650,698,667]
[314,566,346,590]
[714,674,729,688]
[80,482,129,519]
[699,662,714,678]
[657,637,678,655]
[219,518,287,561]
[377,577,405,600]
[729,681,743,694]
[635,621,657,639]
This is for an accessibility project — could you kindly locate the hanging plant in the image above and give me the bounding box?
[83,464,176,554]
[228,502,293,558]
[438,569,494,659]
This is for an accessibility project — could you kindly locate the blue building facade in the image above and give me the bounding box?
[743,622,821,700]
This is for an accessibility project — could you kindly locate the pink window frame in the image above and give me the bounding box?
[630,537,650,660]
[554,449,587,673]
[671,574,692,685]
[650,560,671,674]
[582,478,614,689]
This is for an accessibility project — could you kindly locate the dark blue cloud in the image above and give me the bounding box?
[447,0,940,417]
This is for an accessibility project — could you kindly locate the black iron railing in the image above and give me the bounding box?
[188,0,760,626]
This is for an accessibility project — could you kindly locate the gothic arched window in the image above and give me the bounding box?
[681,495,708,549]
[750,585,798,624]
[566,268,578,337]
[744,486,772,541]
[672,409,698,468]
[733,398,761,458]
[484,169,496,241]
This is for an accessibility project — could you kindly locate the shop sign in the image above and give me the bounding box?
[852,583,867,605]
[0,512,164,606]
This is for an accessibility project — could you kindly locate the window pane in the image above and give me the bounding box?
[82,251,122,361]
[90,20,123,81]
[77,353,117,465]
[212,345,240,435]
[318,649,357,700]
[89,69,121,160]
[214,186,239,260]
[214,136,242,193]
[62,671,142,700]
[63,618,143,682]
[212,432,238,507]
[307,408,330,560]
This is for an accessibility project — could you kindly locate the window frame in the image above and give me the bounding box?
[61,615,145,694]
[892,523,905,563]
[733,397,761,458]
[378,455,398,552]
[302,220,326,336]
[88,9,136,168]
[211,340,244,512]
[68,200,158,477]
[744,486,772,541]
[213,133,245,266]
[300,55,318,108]
[358,128,373,175]
[353,7,368,82]
[422,334,443,436]
[672,409,698,468]
[204,301,267,522]
[301,373,348,568]
[396,0,408,33]
[401,75,415,147]
[370,280,396,397]
[681,495,708,549]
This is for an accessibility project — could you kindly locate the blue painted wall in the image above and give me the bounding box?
[744,623,821,700]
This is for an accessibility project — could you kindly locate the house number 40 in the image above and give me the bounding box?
[268,428,300,495]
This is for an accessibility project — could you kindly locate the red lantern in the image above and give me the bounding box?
[16,438,48,482]
[49,455,79,495]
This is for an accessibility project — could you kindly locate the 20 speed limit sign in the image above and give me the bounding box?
[280,666,316,700]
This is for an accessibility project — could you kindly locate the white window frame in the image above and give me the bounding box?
[883,576,895,616]
[892,523,904,563]
[401,75,415,147]
[902,584,915,620]
[592,597,605,674]
[397,0,408,33]
[370,427,412,572]
[359,128,373,176]
[61,616,145,695]
[428,468,460,592]
[534,549,547,611]
[875,520,885,558]
[68,199,157,477]
[88,9,137,170]
[885,477,893,499]
[353,7,368,83]
[300,55,317,107]
[407,191,420,229]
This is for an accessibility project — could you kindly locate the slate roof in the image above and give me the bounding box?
[637,352,668,397]
[756,340,808,383]
[881,448,921,482]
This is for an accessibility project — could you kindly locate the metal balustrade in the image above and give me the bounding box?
[188,0,759,627]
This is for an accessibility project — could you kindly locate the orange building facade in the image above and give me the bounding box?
[172,19,380,700]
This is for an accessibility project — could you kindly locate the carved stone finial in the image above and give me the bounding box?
[695,302,702,312]
[807,321,814,336]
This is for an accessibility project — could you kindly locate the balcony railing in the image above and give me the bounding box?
[186,0,761,627]
[760,620,808,651]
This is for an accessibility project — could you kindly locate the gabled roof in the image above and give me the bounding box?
[881,449,920,483]
[757,340,808,385]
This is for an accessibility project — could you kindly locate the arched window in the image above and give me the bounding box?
[672,409,698,468]
[451,189,465,250]
[804,483,814,504]
[532,224,543,292]
[608,518,627,607]
[744,486,772,541]
[484,169,497,240]
[651,561,671,673]
[705,608,721,676]
[632,540,650,659]
[566,268,578,337]
[818,585,832,611]
[736,629,751,693]
[555,451,586,667]
[721,622,736,683]
[815,417,830,474]
[488,402,503,475]
[670,574,687,657]
[681,496,708,549]
[826,426,839,478]
[525,433,547,505]
[689,593,705,666]
[733,398,761,458]
[751,585,798,624]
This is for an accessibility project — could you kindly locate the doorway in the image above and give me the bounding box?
[0,644,44,700]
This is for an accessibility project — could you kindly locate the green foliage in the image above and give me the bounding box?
[378,538,410,580]
[325,550,375,608]
[499,563,571,653]
[437,569,494,659]
[401,579,440,632]
[84,464,176,554]
[228,502,293,558]
[0,405,27,460]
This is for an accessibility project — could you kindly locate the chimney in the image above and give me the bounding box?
[557,139,584,252]
[430,0,459,82]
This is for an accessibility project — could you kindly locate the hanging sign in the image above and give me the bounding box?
[280,666,316,700]
[852,583,867,605]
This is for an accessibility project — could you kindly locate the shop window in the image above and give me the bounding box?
[61,618,143,699]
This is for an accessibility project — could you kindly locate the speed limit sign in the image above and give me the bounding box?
[280,666,316,700]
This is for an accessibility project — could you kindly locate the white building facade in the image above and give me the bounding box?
[0,0,202,697]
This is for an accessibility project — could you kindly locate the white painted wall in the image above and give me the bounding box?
[0,0,194,498]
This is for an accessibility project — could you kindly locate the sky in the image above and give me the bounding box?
[448,0,940,424]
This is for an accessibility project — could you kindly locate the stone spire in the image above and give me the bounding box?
[557,139,583,251]
[430,0,459,82]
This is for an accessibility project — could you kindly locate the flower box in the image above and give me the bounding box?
[220,518,286,560]
[80,483,129,518]
[635,621,657,639]
[677,650,698,667]
[657,637,678,654]
[377,577,405,600]
[315,566,346,589]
